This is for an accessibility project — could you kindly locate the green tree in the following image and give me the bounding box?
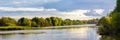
[98,0,120,35]
[39,17,49,27]
[46,18,52,26]
[72,20,83,25]
[31,17,50,27]
[63,19,73,25]
[0,17,16,26]
[46,17,63,26]
[31,17,40,27]
[50,17,58,26]
[31,21,37,27]
[18,17,31,26]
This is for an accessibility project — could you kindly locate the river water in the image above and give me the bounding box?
[0,24,100,40]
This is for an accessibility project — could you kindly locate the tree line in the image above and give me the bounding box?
[0,17,97,27]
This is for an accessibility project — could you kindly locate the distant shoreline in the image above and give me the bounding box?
[0,24,96,34]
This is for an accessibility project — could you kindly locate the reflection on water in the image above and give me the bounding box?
[100,35,120,40]
[0,27,100,40]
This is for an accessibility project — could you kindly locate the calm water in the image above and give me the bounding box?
[0,25,100,40]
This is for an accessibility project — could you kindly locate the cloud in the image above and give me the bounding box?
[58,10,100,20]
[0,7,101,20]
[60,10,90,17]
[0,0,115,20]
[11,0,61,5]
[93,9,104,14]
[13,1,22,4]
[0,7,57,11]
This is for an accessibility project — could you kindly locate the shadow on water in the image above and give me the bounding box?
[100,35,120,40]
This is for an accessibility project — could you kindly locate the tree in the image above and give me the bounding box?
[0,17,16,26]
[31,17,40,27]
[63,19,73,25]
[50,17,58,26]
[50,17,63,26]
[39,17,49,27]
[72,20,83,25]
[31,21,37,27]
[31,17,50,27]
[46,17,63,26]
[18,17,31,26]
[98,17,113,35]
[98,0,120,35]
[46,18,52,26]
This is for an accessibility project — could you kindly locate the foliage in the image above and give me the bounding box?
[63,19,73,25]
[18,17,31,26]
[0,17,16,26]
[98,0,120,35]
[0,16,98,29]
[46,17,63,26]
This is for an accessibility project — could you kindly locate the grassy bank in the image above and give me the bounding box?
[0,24,96,31]
[0,26,41,31]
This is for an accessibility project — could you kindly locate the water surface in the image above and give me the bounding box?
[0,24,100,40]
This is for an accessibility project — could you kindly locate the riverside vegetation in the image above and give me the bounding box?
[98,0,120,36]
[0,17,98,30]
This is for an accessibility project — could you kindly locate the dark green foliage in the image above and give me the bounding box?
[31,17,40,27]
[31,17,50,27]
[98,0,120,35]
[98,17,114,35]
[46,17,63,26]
[97,17,105,26]
[31,21,37,27]
[18,17,31,26]
[87,19,99,24]
[63,19,73,25]
[0,17,16,26]
[114,0,120,12]
[38,17,50,27]
[110,12,120,34]
[100,35,120,40]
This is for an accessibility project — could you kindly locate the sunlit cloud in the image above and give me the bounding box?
[0,7,57,11]
[0,7,100,20]
[0,0,115,20]
[93,9,104,14]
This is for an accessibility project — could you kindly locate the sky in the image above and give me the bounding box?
[0,0,116,20]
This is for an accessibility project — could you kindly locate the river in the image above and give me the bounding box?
[0,24,101,40]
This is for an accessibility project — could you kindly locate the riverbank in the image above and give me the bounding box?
[0,24,96,31]
[0,24,96,34]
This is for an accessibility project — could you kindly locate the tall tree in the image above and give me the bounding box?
[98,0,120,35]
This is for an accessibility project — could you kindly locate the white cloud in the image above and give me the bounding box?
[93,9,104,14]
[60,10,90,17]
[0,7,101,20]
[43,0,60,3]
[46,8,57,11]
[11,0,61,5]
[57,10,100,20]
[13,1,22,4]
[0,7,57,11]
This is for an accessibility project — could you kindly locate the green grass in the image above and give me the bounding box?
[0,25,95,31]
[0,26,41,31]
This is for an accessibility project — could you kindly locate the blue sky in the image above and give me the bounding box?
[0,0,116,20]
